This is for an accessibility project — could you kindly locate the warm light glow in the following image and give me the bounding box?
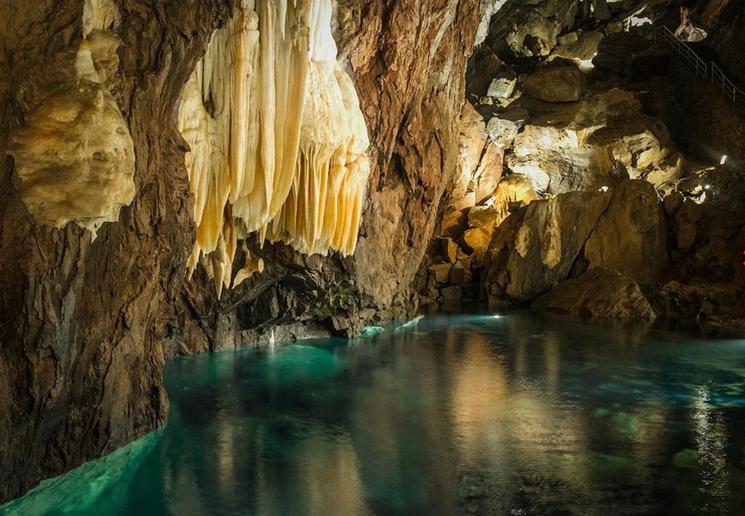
[720,155,728,165]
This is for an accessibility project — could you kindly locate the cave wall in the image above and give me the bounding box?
[0,0,481,503]
[0,0,232,503]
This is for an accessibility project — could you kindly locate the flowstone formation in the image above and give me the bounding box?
[7,0,134,235]
[178,0,370,297]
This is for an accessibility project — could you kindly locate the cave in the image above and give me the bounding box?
[1,0,745,513]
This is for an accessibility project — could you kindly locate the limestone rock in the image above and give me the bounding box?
[442,238,460,263]
[447,101,504,212]
[508,89,684,194]
[487,77,517,99]
[521,65,587,103]
[488,174,539,226]
[584,180,668,286]
[8,52,135,234]
[464,227,494,260]
[481,0,579,61]
[429,263,453,284]
[439,209,468,238]
[485,190,611,302]
[468,205,498,228]
[485,107,527,149]
[551,30,604,67]
[533,267,657,321]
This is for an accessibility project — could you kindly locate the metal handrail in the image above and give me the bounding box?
[654,26,745,114]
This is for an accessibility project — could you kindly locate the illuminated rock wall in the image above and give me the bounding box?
[7,0,134,235]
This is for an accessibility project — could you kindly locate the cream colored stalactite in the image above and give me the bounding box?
[179,0,371,297]
[268,60,370,256]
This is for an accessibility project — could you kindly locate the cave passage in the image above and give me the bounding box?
[3,314,745,515]
[2,0,745,511]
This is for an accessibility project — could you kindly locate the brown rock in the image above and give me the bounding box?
[429,264,453,284]
[584,180,668,286]
[485,190,611,302]
[439,209,468,238]
[464,227,494,259]
[468,205,498,228]
[532,267,656,321]
[521,65,587,103]
[442,285,463,302]
[508,89,684,194]
[442,238,459,263]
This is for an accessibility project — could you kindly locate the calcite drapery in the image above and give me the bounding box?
[178,0,371,297]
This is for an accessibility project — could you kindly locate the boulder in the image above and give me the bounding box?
[532,267,657,321]
[468,205,499,228]
[584,180,668,286]
[485,190,611,302]
[593,31,651,75]
[464,227,494,260]
[521,65,587,103]
[429,263,452,284]
[439,209,467,238]
[442,238,460,263]
[487,77,517,99]
[485,107,528,149]
[550,30,605,68]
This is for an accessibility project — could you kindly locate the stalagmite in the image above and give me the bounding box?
[178,0,371,296]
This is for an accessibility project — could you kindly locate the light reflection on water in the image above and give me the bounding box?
[3,313,745,515]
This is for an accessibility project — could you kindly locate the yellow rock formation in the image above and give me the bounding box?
[178,0,370,297]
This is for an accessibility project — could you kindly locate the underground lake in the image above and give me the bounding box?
[2,313,745,515]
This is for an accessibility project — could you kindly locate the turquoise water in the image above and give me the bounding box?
[4,313,745,515]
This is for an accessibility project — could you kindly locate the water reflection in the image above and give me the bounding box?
[3,313,745,515]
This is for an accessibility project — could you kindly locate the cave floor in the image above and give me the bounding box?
[3,313,745,515]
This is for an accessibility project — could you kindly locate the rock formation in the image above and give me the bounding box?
[0,0,481,503]
[532,267,657,321]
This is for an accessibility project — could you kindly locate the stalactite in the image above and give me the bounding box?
[178,0,371,297]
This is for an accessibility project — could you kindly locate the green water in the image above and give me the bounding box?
[4,313,745,515]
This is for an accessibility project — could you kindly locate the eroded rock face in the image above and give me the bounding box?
[484,179,673,306]
[8,77,135,234]
[447,102,504,212]
[484,190,611,301]
[508,89,684,194]
[7,29,135,235]
[584,180,668,286]
[533,267,657,321]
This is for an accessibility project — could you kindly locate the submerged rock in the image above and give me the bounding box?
[532,267,657,321]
